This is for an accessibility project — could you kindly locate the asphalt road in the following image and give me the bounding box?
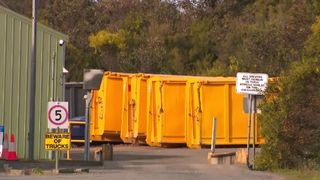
[0,145,284,180]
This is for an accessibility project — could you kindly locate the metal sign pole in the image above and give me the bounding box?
[246,95,252,169]
[252,95,256,169]
[48,53,55,160]
[55,127,59,172]
[51,53,56,100]
[28,0,38,161]
[84,91,91,161]
[83,69,104,161]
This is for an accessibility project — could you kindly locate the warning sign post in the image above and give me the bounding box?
[236,72,268,170]
[236,72,268,95]
[45,133,70,150]
[46,101,69,172]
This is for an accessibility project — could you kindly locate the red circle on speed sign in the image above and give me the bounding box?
[48,104,68,125]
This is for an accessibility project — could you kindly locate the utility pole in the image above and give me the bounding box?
[28,0,38,160]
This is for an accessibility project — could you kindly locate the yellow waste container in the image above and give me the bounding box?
[91,72,189,144]
[90,72,264,147]
[146,77,190,146]
[90,72,133,142]
[186,77,264,148]
[126,73,187,144]
[129,74,152,143]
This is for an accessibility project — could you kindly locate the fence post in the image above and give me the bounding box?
[211,117,217,153]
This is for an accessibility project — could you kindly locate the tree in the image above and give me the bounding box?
[4,0,320,81]
[1,0,49,17]
[39,0,111,81]
[257,59,320,169]
[89,0,181,73]
[257,12,320,170]
[203,0,315,76]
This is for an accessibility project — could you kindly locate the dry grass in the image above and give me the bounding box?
[276,169,320,180]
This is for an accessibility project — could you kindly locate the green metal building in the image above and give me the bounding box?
[0,5,68,159]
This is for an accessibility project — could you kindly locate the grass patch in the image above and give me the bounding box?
[275,169,320,180]
[32,167,44,176]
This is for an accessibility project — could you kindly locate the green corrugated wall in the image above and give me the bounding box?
[0,5,68,159]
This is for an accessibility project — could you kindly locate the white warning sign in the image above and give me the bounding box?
[48,102,69,129]
[236,72,268,95]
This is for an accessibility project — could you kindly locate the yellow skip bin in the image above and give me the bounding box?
[146,77,189,146]
[186,77,264,148]
[90,72,133,142]
[89,71,265,147]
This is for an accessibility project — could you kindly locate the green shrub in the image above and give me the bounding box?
[256,59,320,170]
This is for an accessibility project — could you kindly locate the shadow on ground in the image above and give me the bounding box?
[113,153,183,161]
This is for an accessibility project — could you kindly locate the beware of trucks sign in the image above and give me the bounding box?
[236,72,268,95]
[45,133,70,150]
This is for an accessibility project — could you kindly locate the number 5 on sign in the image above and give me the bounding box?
[48,102,69,129]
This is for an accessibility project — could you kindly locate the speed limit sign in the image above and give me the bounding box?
[48,102,69,129]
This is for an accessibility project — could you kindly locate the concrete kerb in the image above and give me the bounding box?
[0,159,102,176]
[208,151,236,165]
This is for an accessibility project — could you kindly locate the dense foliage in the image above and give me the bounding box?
[2,0,319,80]
[257,59,320,170]
[3,0,320,170]
[256,16,320,169]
